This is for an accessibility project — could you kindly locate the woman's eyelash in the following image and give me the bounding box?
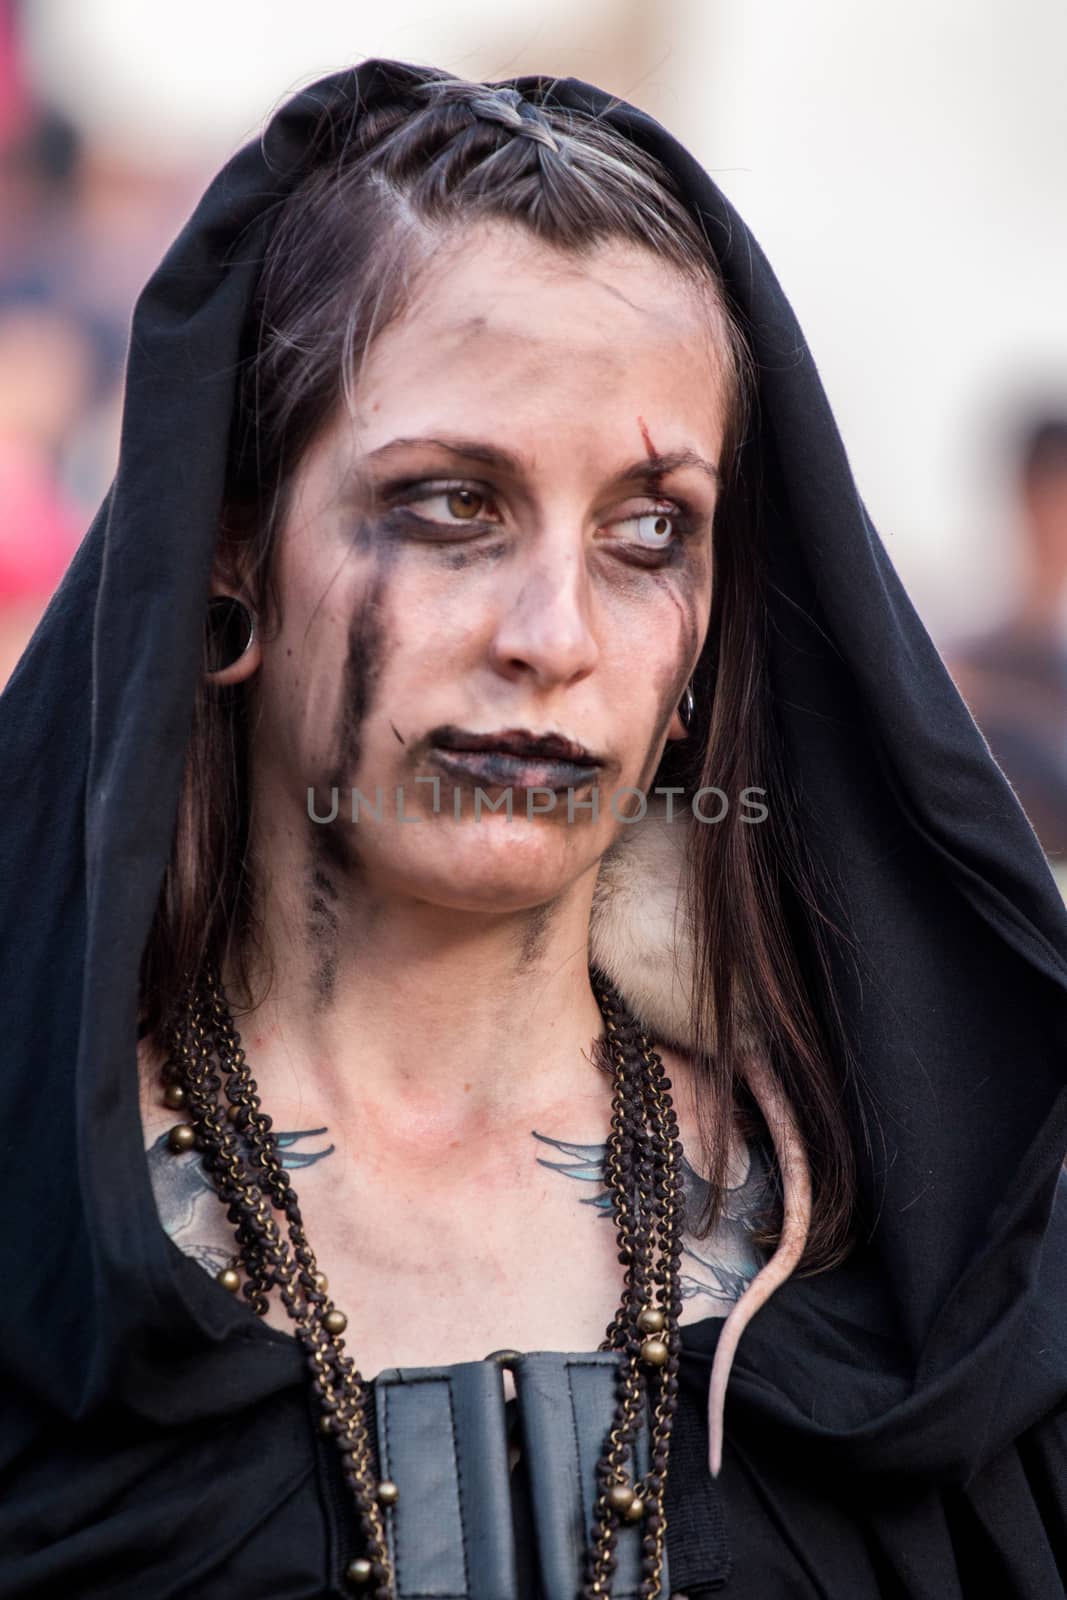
[381,478,493,507]
[608,499,705,553]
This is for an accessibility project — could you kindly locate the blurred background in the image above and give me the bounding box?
[2,0,1066,878]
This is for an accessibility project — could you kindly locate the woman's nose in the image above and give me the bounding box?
[488,534,599,689]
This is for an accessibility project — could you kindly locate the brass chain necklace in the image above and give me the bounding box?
[160,966,684,1598]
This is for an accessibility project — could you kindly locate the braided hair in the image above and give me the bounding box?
[231,69,753,563]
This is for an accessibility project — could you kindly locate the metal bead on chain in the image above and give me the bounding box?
[581,985,684,1599]
[160,966,682,1600]
[160,975,395,1598]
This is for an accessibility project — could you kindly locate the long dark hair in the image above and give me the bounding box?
[141,70,857,1274]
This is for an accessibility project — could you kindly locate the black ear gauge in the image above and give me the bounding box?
[204,596,255,674]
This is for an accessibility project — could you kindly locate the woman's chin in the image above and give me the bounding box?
[368,814,604,912]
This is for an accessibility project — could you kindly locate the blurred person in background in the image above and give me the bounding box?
[0,0,186,686]
[0,293,99,681]
[0,0,91,680]
[948,416,1067,880]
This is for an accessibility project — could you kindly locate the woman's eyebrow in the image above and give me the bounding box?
[358,434,720,487]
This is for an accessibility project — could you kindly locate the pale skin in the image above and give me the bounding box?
[139,223,771,1396]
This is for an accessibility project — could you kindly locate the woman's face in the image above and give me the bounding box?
[248,222,727,912]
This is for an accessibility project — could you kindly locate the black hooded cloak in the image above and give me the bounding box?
[1,58,1066,1600]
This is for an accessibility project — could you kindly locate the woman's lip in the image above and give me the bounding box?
[427,746,602,792]
[431,728,598,763]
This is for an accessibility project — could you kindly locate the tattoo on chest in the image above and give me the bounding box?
[148,1117,770,1313]
[531,1130,772,1309]
[145,1126,335,1276]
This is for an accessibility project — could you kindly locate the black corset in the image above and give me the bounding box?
[336,1349,731,1599]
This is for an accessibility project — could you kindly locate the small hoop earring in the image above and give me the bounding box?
[205,596,255,674]
[678,682,696,732]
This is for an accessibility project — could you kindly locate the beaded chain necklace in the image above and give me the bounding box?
[160,966,685,1599]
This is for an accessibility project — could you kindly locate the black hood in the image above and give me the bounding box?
[2,57,1066,1506]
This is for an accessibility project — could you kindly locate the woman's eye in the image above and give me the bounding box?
[408,485,499,525]
[634,510,676,547]
[612,505,684,550]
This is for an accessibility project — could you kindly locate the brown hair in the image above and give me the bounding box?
[140,72,858,1275]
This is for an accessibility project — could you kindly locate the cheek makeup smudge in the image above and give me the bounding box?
[634,649,696,799]
[303,525,397,1008]
[634,418,707,785]
[334,563,389,784]
[374,506,507,574]
[439,541,508,573]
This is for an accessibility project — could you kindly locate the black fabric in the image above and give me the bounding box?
[2,56,1067,1598]
[504,1397,542,1600]
[664,1373,731,1594]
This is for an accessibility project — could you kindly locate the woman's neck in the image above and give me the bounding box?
[225,856,609,1155]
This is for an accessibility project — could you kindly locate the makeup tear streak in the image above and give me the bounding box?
[306,846,341,1009]
[335,564,389,781]
[307,551,395,1008]
[518,900,554,967]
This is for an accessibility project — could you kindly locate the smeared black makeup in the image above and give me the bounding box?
[302,532,397,1007]
[518,900,555,967]
[635,650,695,800]
[617,422,708,791]
[438,542,510,572]
[334,560,389,782]
[361,486,706,576]
[347,498,511,575]
[305,843,340,1009]
[630,564,706,800]
[343,433,716,575]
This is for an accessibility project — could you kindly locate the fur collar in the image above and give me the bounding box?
[589,795,760,1056]
[589,795,699,1051]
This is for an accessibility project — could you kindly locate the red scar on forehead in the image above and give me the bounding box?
[637,416,658,460]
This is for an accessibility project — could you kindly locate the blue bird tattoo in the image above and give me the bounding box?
[531,1129,772,1309]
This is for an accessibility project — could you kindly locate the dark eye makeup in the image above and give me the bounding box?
[368,474,710,565]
